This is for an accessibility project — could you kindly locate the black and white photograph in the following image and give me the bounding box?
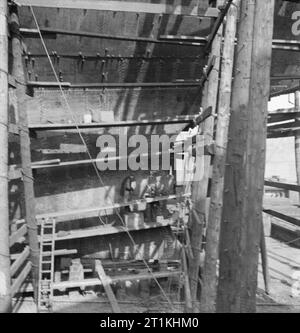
[0,0,300,317]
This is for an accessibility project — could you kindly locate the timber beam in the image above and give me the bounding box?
[268,111,300,124]
[270,84,300,99]
[53,269,182,290]
[205,0,233,52]
[265,180,300,192]
[28,115,198,131]
[263,209,300,228]
[17,0,211,17]
[20,27,207,47]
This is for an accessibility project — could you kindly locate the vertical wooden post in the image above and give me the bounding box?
[10,5,39,302]
[182,249,193,313]
[188,0,223,310]
[260,220,270,295]
[200,0,239,313]
[216,0,274,313]
[294,91,300,202]
[0,0,11,313]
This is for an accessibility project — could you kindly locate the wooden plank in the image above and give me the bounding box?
[53,220,173,241]
[267,131,294,139]
[205,0,233,52]
[31,144,214,170]
[32,159,61,166]
[53,269,181,290]
[21,28,207,46]
[18,0,207,16]
[269,107,298,114]
[35,193,190,222]
[271,218,300,234]
[44,249,78,256]
[159,35,210,42]
[26,81,71,88]
[200,0,239,313]
[260,221,270,295]
[268,112,300,124]
[29,115,198,131]
[268,120,300,131]
[271,75,300,81]
[160,35,300,50]
[28,81,202,89]
[11,261,32,296]
[10,246,30,277]
[270,84,300,99]
[263,209,300,228]
[188,0,223,309]
[11,248,77,258]
[95,260,121,313]
[9,224,27,247]
[182,250,192,313]
[264,180,300,192]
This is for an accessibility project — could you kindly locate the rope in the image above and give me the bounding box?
[29,6,175,310]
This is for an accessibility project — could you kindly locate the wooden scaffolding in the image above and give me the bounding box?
[1,0,299,314]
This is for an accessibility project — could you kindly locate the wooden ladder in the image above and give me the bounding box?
[37,217,56,312]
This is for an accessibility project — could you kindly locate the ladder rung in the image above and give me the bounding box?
[42,270,52,273]
[42,261,52,264]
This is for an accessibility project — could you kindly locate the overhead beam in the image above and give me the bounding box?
[267,120,300,131]
[17,0,207,16]
[28,115,198,131]
[268,112,300,124]
[265,180,300,192]
[27,81,202,90]
[20,27,207,46]
[263,209,300,228]
[50,220,172,242]
[270,84,300,98]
